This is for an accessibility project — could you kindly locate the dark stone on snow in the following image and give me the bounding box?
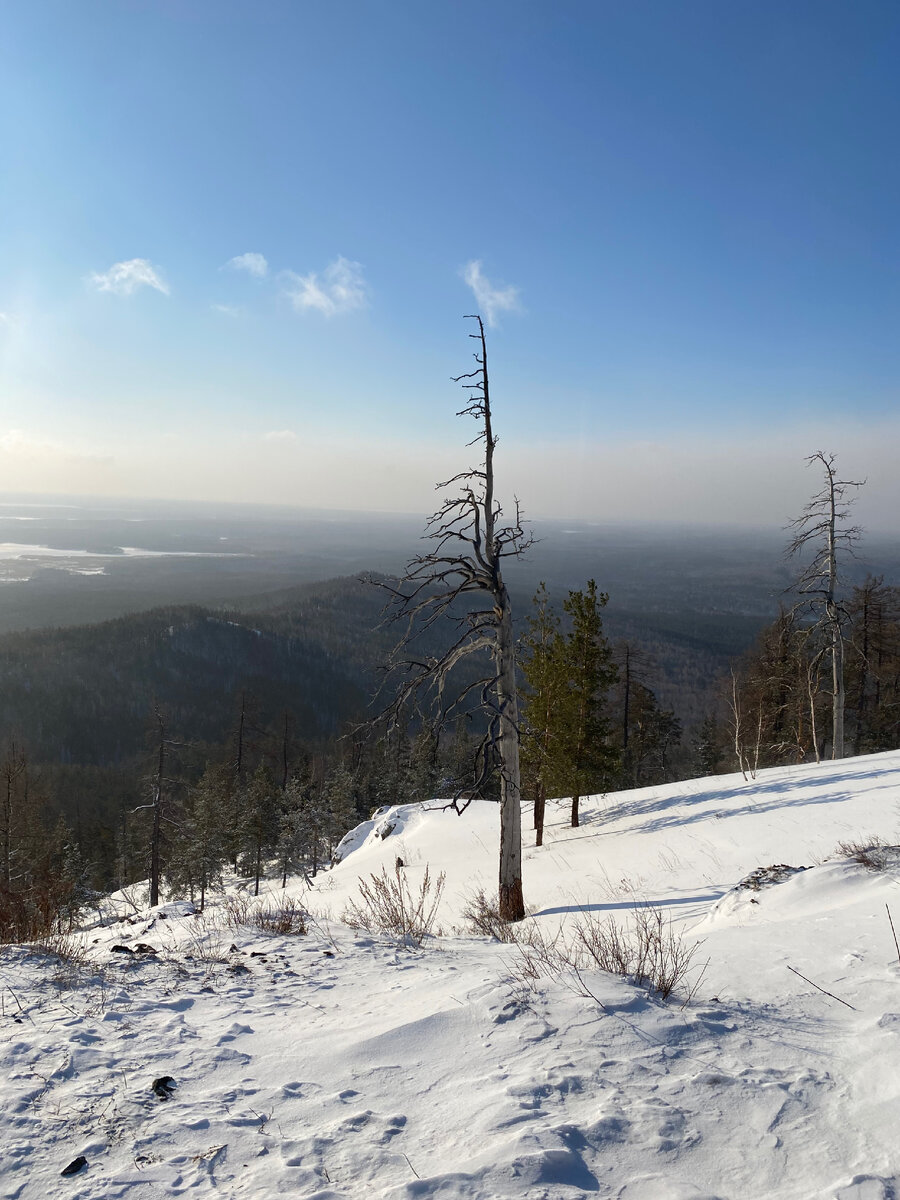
[61,1156,87,1176]
[134,944,158,955]
[736,864,807,892]
[151,1076,177,1099]
[111,944,134,954]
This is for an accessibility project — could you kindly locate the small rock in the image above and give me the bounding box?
[151,1076,177,1100]
[111,944,134,955]
[61,1156,87,1176]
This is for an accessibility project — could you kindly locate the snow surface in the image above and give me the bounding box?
[4,752,900,1198]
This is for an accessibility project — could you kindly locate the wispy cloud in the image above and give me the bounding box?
[225,252,268,278]
[262,429,299,443]
[211,303,243,318]
[89,258,169,297]
[0,428,113,466]
[282,256,367,317]
[461,260,520,327]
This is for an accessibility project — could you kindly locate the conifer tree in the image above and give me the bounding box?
[519,583,567,846]
[167,762,227,909]
[556,581,619,827]
[241,763,280,895]
[322,763,358,858]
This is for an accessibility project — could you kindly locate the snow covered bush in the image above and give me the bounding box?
[342,862,445,947]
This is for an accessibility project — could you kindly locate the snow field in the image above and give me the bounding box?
[2,752,900,1197]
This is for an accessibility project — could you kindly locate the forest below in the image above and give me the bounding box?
[0,503,898,939]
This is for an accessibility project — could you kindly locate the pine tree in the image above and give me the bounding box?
[322,763,358,858]
[167,762,227,909]
[555,581,620,827]
[692,715,723,777]
[519,583,567,846]
[241,764,280,895]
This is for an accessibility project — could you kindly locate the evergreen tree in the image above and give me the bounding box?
[692,714,724,777]
[241,764,280,895]
[167,762,227,909]
[846,577,900,752]
[322,763,358,858]
[623,681,682,786]
[556,581,620,827]
[519,583,568,846]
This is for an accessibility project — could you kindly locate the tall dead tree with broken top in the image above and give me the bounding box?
[377,316,532,921]
[787,451,863,760]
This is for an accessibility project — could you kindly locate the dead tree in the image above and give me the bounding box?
[787,452,863,760]
[377,316,532,921]
[132,703,186,908]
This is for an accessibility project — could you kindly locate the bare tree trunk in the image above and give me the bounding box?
[729,670,748,780]
[831,611,844,758]
[496,593,523,920]
[150,710,165,908]
[376,316,530,922]
[826,476,845,758]
[534,781,546,848]
[621,643,631,782]
[807,660,821,763]
[281,711,290,790]
[787,453,860,761]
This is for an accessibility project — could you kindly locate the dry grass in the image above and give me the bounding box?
[253,899,307,935]
[462,888,519,943]
[343,863,445,947]
[223,893,308,936]
[834,837,898,871]
[31,930,92,968]
[512,904,705,1003]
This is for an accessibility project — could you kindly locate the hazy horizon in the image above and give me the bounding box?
[2,3,898,532]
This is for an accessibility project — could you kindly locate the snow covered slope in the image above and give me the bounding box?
[3,752,900,1199]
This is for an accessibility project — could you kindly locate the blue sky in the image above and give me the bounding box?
[1,1,898,524]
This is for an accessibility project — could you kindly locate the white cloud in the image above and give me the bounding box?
[282,256,367,317]
[262,429,299,443]
[461,260,521,327]
[0,428,112,466]
[225,252,268,278]
[211,303,243,318]
[89,258,169,297]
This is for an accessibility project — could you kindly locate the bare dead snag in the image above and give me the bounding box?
[371,317,532,921]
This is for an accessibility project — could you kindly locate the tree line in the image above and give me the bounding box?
[0,319,896,939]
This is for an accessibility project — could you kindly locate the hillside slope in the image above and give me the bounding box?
[3,753,900,1199]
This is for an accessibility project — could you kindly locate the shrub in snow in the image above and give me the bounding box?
[834,837,900,871]
[462,889,518,943]
[342,862,445,947]
[513,904,704,1003]
[223,893,308,936]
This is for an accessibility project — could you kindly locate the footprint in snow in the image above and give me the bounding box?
[833,1177,897,1200]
